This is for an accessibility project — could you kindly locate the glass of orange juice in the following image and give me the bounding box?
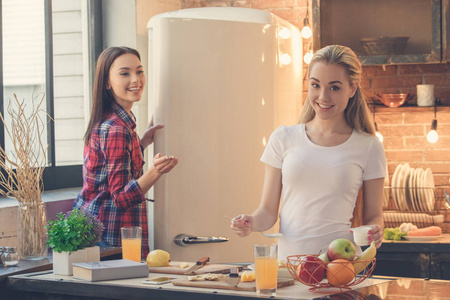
[254,244,278,295]
[121,226,142,262]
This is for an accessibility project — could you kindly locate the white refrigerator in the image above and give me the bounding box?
[147,7,302,263]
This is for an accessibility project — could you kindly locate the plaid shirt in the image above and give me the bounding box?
[74,102,149,257]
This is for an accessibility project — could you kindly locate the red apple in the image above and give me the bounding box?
[327,239,356,261]
[296,255,326,284]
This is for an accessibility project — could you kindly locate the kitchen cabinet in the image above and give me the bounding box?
[312,0,450,65]
[373,252,430,278]
[373,238,450,279]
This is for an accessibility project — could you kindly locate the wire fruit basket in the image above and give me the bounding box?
[286,255,376,292]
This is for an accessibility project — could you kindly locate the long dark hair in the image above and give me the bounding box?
[84,46,141,145]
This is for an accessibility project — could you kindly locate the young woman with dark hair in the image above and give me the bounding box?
[74,47,178,257]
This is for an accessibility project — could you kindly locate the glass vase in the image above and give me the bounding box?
[17,202,48,260]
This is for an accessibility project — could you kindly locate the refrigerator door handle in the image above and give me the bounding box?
[174,234,229,247]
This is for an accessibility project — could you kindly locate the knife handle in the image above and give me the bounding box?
[197,256,210,265]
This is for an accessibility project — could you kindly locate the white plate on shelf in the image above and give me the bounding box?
[423,168,435,211]
[406,167,416,211]
[391,164,403,210]
[397,163,410,211]
[416,168,425,211]
[383,162,390,208]
[403,235,441,241]
[404,166,414,211]
[411,168,420,211]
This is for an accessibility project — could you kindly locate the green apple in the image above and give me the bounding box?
[327,239,356,261]
[318,252,330,264]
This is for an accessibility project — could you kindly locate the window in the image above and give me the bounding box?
[0,0,102,191]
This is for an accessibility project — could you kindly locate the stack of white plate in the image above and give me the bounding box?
[382,162,390,209]
[391,163,435,212]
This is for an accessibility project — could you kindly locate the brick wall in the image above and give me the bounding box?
[363,63,450,231]
[181,0,450,230]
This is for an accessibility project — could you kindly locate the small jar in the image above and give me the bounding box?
[1,247,20,267]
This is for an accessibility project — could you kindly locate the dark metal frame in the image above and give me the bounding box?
[312,0,448,65]
[0,0,103,191]
[443,0,450,61]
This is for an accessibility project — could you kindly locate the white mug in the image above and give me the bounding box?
[352,226,373,246]
[417,84,435,107]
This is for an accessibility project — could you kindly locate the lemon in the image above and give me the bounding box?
[241,271,255,282]
[146,249,170,267]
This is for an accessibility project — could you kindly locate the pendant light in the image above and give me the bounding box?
[373,103,383,143]
[301,0,312,39]
[301,0,314,64]
[303,45,314,64]
[426,98,439,143]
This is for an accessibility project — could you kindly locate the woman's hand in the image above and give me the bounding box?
[141,116,164,150]
[230,215,253,237]
[367,224,383,248]
[350,224,383,248]
[153,153,178,174]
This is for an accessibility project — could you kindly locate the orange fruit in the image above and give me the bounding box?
[326,259,355,286]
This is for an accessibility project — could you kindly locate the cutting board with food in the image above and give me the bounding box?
[148,261,243,275]
[172,277,295,291]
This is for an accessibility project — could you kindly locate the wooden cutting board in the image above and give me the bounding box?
[172,277,295,291]
[148,261,243,275]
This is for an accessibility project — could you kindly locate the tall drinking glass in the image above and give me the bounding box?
[254,244,278,295]
[121,226,142,262]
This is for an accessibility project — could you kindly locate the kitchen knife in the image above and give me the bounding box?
[226,267,240,287]
[184,256,210,274]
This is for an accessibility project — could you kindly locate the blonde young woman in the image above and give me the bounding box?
[231,45,386,260]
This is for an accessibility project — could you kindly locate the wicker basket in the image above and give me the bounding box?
[360,36,409,55]
[286,255,376,293]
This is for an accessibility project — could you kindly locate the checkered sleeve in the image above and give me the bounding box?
[101,124,145,210]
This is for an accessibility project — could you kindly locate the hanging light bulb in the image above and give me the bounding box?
[373,104,383,143]
[280,53,292,65]
[427,99,439,143]
[279,27,291,39]
[303,47,313,64]
[301,0,312,39]
[375,123,384,143]
[427,119,438,143]
[301,18,312,39]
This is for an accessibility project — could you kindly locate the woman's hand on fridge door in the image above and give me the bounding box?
[230,215,253,237]
[153,153,178,174]
[141,116,164,149]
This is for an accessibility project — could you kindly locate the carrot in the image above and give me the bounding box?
[407,226,442,236]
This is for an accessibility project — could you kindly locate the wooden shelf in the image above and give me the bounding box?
[370,104,450,113]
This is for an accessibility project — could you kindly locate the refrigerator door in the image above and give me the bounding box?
[148,7,302,263]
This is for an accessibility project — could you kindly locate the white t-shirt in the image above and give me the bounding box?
[261,124,386,260]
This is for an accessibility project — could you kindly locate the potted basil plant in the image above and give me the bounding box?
[46,208,103,275]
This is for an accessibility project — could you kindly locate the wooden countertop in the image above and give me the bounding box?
[5,270,391,300]
[379,233,450,253]
[0,247,121,282]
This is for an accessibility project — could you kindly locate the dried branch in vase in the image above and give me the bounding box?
[0,93,51,259]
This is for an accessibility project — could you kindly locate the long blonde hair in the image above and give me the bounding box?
[298,45,375,135]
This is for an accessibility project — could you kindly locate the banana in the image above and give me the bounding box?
[353,241,376,274]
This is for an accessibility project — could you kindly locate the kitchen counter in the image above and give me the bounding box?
[0,247,121,299]
[380,233,450,252]
[5,270,392,300]
[0,246,122,282]
[6,271,450,300]
[373,234,450,279]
